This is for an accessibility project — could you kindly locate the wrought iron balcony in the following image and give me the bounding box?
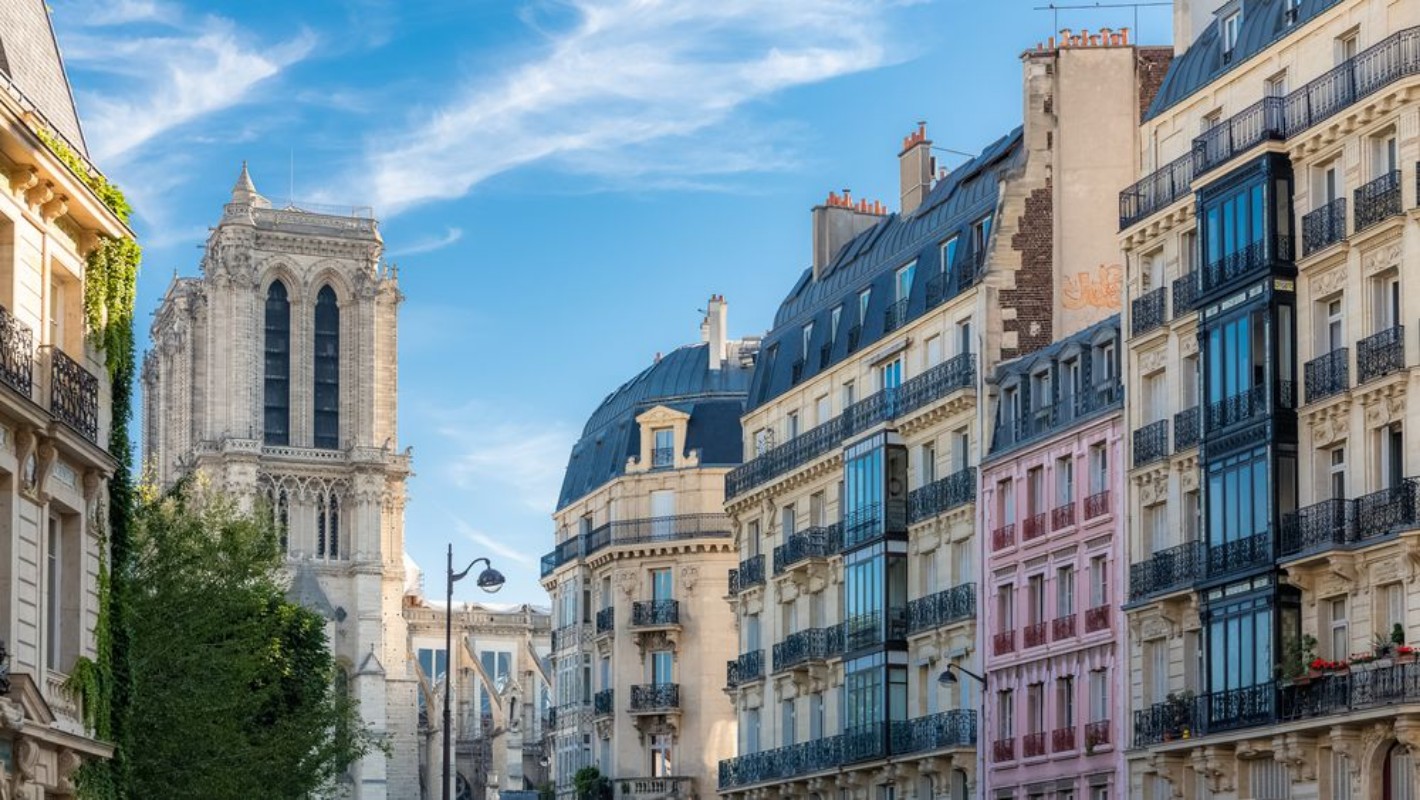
[1084,489,1110,520]
[1131,287,1167,337]
[1280,498,1355,558]
[1051,726,1075,753]
[1206,532,1272,578]
[1133,683,1274,746]
[629,683,680,713]
[898,351,977,409]
[773,523,842,575]
[884,298,910,333]
[889,709,977,755]
[631,600,679,628]
[1051,501,1075,531]
[991,523,1015,552]
[1021,512,1047,543]
[992,737,1015,763]
[772,625,844,672]
[1052,614,1076,641]
[730,554,765,594]
[993,630,1015,656]
[1120,151,1194,230]
[1172,272,1199,317]
[1355,478,1420,541]
[1354,169,1402,232]
[1022,731,1046,758]
[1302,197,1346,255]
[1129,540,1203,601]
[1304,348,1349,404]
[908,466,976,523]
[1206,383,1267,431]
[1024,621,1047,649]
[1193,95,1286,177]
[0,304,33,398]
[906,583,975,635]
[1085,605,1110,634]
[1202,239,1291,295]
[844,612,893,652]
[1084,720,1111,749]
[1279,660,1420,725]
[1173,406,1199,451]
[47,347,98,442]
[587,513,732,554]
[614,777,695,800]
[992,381,1123,454]
[594,689,614,717]
[651,446,674,468]
[595,607,615,635]
[840,722,889,764]
[717,732,844,790]
[1133,419,1169,468]
[1357,325,1405,384]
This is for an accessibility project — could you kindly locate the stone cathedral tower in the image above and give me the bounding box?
[141,165,418,799]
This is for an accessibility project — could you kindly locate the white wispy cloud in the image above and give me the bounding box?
[388,227,464,257]
[450,518,537,567]
[59,10,315,165]
[357,0,904,213]
[438,411,575,514]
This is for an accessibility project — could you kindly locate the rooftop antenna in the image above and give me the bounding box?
[1033,1,1170,38]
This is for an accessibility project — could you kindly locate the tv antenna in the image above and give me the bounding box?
[1033,2,1171,36]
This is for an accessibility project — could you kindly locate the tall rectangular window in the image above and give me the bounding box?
[1222,12,1240,53]
[997,584,1015,633]
[781,699,796,746]
[653,427,674,468]
[1089,555,1109,608]
[896,262,915,302]
[1056,566,1075,617]
[263,282,291,445]
[920,441,936,485]
[1327,597,1349,660]
[1088,669,1109,722]
[941,237,958,273]
[46,515,60,670]
[1056,676,1074,729]
[650,651,673,685]
[650,734,672,777]
[998,690,1014,738]
[859,289,872,325]
[1027,683,1044,734]
[1089,443,1108,494]
[1027,574,1045,625]
[313,285,340,449]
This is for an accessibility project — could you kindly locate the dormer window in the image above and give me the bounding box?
[858,289,872,324]
[802,322,814,361]
[1222,11,1241,57]
[652,428,674,468]
[1284,0,1299,24]
[830,306,842,345]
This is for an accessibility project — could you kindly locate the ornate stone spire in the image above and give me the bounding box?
[230,161,269,207]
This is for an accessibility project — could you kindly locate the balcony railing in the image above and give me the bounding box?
[773,624,844,671]
[631,600,679,627]
[1052,726,1076,753]
[1172,272,1199,317]
[0,304,33,397]
[1304,348,1349,403]
[1120,151,1195,229]
[1206,531,1272,578]
[1132,287,1167,338]
[1052,614,1076,641]
[541,537,582,577]
[1084,490,1110,520]
[725,650,765,689]
[992,737,1015,763]
[1051,501,1075,531]
[1133,419,1169,468]
[47,347,98,442]
[1022,731,1046,758]
[629,684,680,712]
[992,380,1123,453]
[1354,169,1402,232]
[1085,605,1110,633]
[991,523,1015,552]
[1084,720,1111,749]
[1133,683,1274,746]
[594,689,614,717]
[1129,540,1204,601]
[1355,478,1420,540]
[773,523,843,575]
[651,446,674,468]
[731,555,765,594]
[543,513,733,576]
[1279,660,1420,724]
[1024,621,1047,649]
[889,709,977,755]
[1021,512,1047,543]
[1201,238,1292,295]
[907,467,976,523]
[1357,325,1404,384]
[925,249,987,308]
[1173,406,1199,451]
[614,777,695,800]
[1193,96,1286,177]
[726,354,976,498]
[595,607,615,635]
[1280,498,1355,558]
[993,630,1015,656]
[717,732,844,790]
[1302,197,1346,255]
[884,298,910,333]
[906,583,975,635]
[1206,383,1267,432]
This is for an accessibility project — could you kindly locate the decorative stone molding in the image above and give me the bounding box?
[1360,237,1403,276]
[679,565,699,593]
[1138,346,1168,376]
[1272,733,1316,782]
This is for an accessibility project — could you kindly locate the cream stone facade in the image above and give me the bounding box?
[541,298,751,800]
[1121,0,1420,797]
[0,1,129,793]
[402,572,553,800]
[141,169,418,799]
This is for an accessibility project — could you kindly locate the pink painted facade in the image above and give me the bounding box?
[979,325,1128,799]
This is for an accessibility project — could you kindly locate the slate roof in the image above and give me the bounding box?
[746,128,1025,412]
[557,343,750,510]
[0,0,89,155]
[1145,0,1345,120]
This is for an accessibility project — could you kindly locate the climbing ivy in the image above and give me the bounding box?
[37,128,139,800]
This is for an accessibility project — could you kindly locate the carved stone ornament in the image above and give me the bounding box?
[1139,347,1168,376]
[1361,238,1403,276]
[679,565,699,593]
[1310,264,1349,297]
[1179,334,1199,358]
[615,570,639,597]
[56,749,82,794]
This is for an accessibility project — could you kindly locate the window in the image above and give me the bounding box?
[844,380,856,408]
[786,412,800,439]
[1089,554,1109,608]
[1142,248,1163,290]
[1327,596,1349,660]
[972,215,992,254]
[1379,422,1404,489]
[1088,443,1108,494]
[859,289,872,324]
[1320,296,1344,353]
[1331,751,1353,800]
[925,335,943,368]
[1030,370,1052,413]
[316,490,341,560]
[1381,583,1405,640]
[956,319,973,356]
[1337,30,1358,65]
[1374,131,1398,178]
[744,613,760,651]
[1026,683,1045,734]
[952,539,973,584]
[781,698,796,746]
[1147,640,1168,703]
[754,428,772,456]
[920,441,936,485]
[1202,109,1223,133]
[1062,357,1081,407]
[742,708,760,753]
[1265,71,1287,98]
[46,515,61,670]
[313,285,340,449]
[744,520,760,557]
[880,358,902,391]
[816,395,831,426]
[1056,676,1075,729]
[941,237,959,273]
[651,568,673,601]
[1088,669,1108,722]
[1057,566,1075,617]
[809,692,825,739]
[263,282,291,445]
[997,690,1014,738]
[830,306,843,346]
[269,489,289,552]
[802,322,814,361]
[782,505,796,537]
[653,427,674,468]
[1143,371,1166,424]
[650,734,672,777]
[1205,447,1270,549]
[1098,342,1117,383]
[997,479,1016,525]
[1326,445,1346,499]
[1183,489,1201,542]
[1182,231,1198,275]
[1028,574,1046,625]
[896,262,915,302]
[997,584,1015,632]
[479,650,513,714]
[952,428,970,472]
[810,491,826,527]
[1027,467,1044,516]
[1145,503,1169,554]
[1375,272,1400,332]
[1221,11,1240,55]
[650,650,673,685]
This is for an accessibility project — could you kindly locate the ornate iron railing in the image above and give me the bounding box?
[594,689,614,717]
[540,537,582,577]
[773,624,844,672]
[773,523,842,574]
[1173,406,1199,451]
[614,777,695,800]
[725,650,764,689]
[841,723,888,763]
[1129,540,1204,601]
[1120,151,1195,229]
[884,298,910,333]
[1279,498,1355,558]
[717,733,844,789]
[1052,614,1076,641]
[1021,512,1047,543]
[1354,169,1402,232]
[631,600,679,627]
[1133,419,1169,468]
[1172,272,1199,317]
[1355,478,1420,540]
[906,583,975,635]
[1193,96,1286,177]
[595,607,615,635]
[908,467,976,523]
[1304,347,1349,404]
[732,555,765,594]
[47,347,98,442]
[992,737,1015,763]
[1131,287,1167,337]
[993,630,1015,655]
[1024,621,1047,648]
[1201,239,1286,294]
[991,523,1015,552]
[1357,325,1404,384]
[1133,683,1274,746]
[0,304,33,397]
[544,514,733,575]
[1279,660,1420,723]
[992,380,1123,453]
[1085,605,1110,633]
[1051,501,1075,531]
[844,612,888,652]
[1206,532,1272,578]
[651,446,674,468]
[1084,489,1111,520]
[1302,197,1346,255]
[889,709,977,755]
[1206,383,1267,431]
[629,683,679,712]
[1022,731,1046,758]
[1052,726,1075,753]
[1084,720,1111,749]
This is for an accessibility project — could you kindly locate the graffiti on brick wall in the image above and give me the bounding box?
[1063,264,1122,310]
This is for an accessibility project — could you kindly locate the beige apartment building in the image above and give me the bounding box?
[541,298,752,800]
[1121,0,1420,798]
[0,0,131,792]
[716,34,1163,800]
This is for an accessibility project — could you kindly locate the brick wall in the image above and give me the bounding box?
[1003,181,1055,359]
[1136,47,1175,123]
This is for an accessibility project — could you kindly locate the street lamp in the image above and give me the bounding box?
[444,544,506,800]
[937,663,986,686]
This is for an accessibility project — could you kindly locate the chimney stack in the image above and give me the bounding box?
[899,122,935,216]
[705,295,728,371]
[811,191,886,281]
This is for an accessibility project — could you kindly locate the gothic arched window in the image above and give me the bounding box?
[263,281,291,445]
[270,488,289,553]
[317,490,341,560]
[314,285,340,449]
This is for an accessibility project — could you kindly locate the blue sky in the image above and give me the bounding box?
[51,0,1172,605]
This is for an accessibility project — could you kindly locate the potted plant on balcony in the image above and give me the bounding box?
[1350,651,1378,669]
[1160,690,1194,741]
[1399,645,1416,664]
[1280,634,1318,684]
[1311,657,1347,675]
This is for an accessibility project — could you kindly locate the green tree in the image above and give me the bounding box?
[117,484,373,799]
[573,767,611,800]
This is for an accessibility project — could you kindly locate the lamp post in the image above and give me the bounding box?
[937,663,986,686]
[444,544,506,800]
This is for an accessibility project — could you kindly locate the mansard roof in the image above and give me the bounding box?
[0,0,88,155]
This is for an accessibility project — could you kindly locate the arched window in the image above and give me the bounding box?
[317,490,341,560]
[269,488,289,553]
[313,285,340,449]
[263,282,290,445]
